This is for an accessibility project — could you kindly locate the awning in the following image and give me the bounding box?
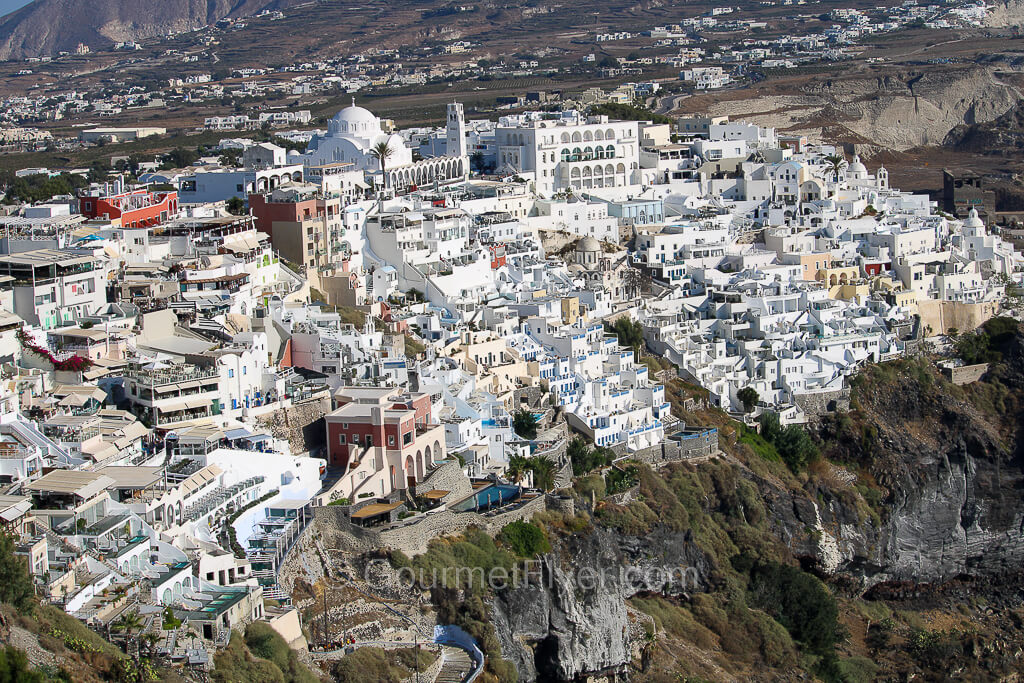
[350,502,401,519]
[419,490,449,500]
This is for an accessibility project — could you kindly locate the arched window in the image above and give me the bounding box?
[583,130,593,142]
[561,149,571,162]
[605,144,615,158]
[605,129,616,140]
[571,132,582,143]
[561,132,570,143]
[594,130,604,141]
[583,146,593,160]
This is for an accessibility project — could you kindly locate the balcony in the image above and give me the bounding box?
[125,365,219,387]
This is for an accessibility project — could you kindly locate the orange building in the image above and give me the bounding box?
[79,189,178,228]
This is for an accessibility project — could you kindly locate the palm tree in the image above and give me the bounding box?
[530,456,557,491]
[823,153,847,183]
[506,455,531,484]
[113,609,143,660]
[370,141,394,189]
[142,631,161,661]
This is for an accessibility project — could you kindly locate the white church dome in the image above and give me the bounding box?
[848,155,867,176]
[964,207,984,229]
[329,104,382,137]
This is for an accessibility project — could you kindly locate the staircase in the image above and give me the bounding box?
[435,646,473,683]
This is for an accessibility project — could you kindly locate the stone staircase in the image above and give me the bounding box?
[435,646,473,683]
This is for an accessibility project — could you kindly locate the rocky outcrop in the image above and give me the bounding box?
[490,526,712,681]
[488,332,1024,681]
[0,0,304,60]
[701,66,1020,152]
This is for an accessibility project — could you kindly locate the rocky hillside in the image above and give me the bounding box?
[383,320,1024,682]
[687,65,1020,153]
[0,0,301,60]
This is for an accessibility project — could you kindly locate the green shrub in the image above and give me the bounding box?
[0,534,35,611]
[498,521,550,558]
[0,645,46,682]
[836,655,879,683]
[211,632,286,683]
[746,560,841,676]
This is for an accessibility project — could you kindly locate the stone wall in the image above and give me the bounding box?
[792,387,851,420]
[612,429,719,466]
[313,493,549,556]
[917,299,1000,338]
[412,460,473,504]
[513,386,545,410]
[942,362,989,385]
[254,396,331,456]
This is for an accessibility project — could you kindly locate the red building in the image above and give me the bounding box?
[488,244,507,270]
[248,188,344,270]
[79,189,178,228]
[324,387,445,494]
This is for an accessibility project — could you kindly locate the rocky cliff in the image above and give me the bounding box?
[484,324,1024,681]
[700,65,1020,153]
[0,0,302,60]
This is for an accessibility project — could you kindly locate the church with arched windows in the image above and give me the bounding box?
[302,102,468,192]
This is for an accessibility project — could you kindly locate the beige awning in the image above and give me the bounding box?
[350,502,401,519]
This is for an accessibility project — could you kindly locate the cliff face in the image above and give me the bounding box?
[490,526,712,681]
[701,66,1020,152]
[490,328,1024,681]
[0,0,300,60]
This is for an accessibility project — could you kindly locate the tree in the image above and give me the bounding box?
[370,141,394,189]
[87,160,111,184]
[506,455,530,484]
[621,266,650,300]
[529,456,557,491]
[823,154,847,183]
[160,147,200,170]
[737,386,759,413]
[470,151,486,173]
[220,149,242,167]
[0,534,34,611]
[568,436,613,476]
[512,409,539,440]
[113,609,143,661]
[226,196,246,216]
[609,317,645,352]
[757,411,782,444]
[0,645,44,683]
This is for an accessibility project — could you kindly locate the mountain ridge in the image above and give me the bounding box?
[0,0,301,60]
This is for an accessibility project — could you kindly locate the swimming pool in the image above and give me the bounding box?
[452,484,522,512]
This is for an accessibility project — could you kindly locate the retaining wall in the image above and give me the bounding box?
[314,493,549,556]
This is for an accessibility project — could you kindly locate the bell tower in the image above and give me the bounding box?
[446,102,467,158]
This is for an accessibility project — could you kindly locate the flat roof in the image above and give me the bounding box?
[96,466,163,489]
[350,501,401,519]
[25,469,115,498]
[0,249,94,268]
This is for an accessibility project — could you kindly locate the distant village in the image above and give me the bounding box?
[0,0,996,150]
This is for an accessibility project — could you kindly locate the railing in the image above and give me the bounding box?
[124,366,219,386]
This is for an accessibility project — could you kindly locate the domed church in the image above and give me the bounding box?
[303,101,469,191]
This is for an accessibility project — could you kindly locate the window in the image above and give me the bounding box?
[228,369,234,378]
[403,431,413,445]
[339,434,346,444]
[388,435,395,446]
[242,367,247,375]
[353,434,360,443]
